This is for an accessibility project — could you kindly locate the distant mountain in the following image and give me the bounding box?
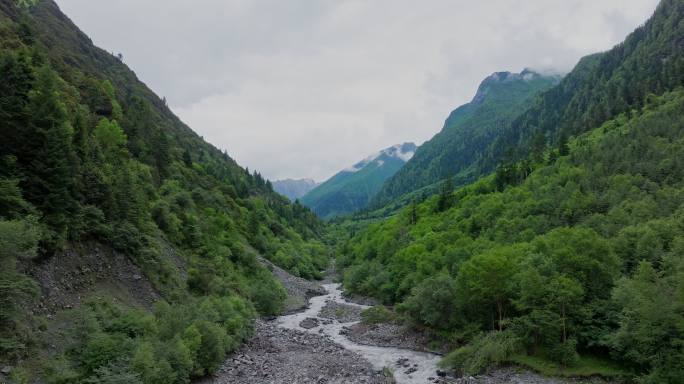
[371,69,560,207]
[301,143,416,218]
[272,178,319,200]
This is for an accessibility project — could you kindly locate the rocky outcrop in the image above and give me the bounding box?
[25,242,161,316]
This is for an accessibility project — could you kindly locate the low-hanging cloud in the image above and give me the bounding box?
[57,0,659,181]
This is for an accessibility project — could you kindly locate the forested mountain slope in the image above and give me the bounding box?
[0,0,326,382]
[478,0,684,172]
[339,89,684,383]
[372,70,559,206]
[301,143,416,219]
[338,2,684,381]
[373,0,683,210]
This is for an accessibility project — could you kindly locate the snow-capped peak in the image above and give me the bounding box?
[343,143,416,173]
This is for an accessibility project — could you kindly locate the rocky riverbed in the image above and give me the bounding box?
[199,269,616,384]
[196,321,390,384]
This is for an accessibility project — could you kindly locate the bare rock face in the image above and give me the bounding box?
[25,242,161,316]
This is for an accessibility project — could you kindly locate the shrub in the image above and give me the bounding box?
[549,338,579,367]
[361,306,399,325]
[439,331,521,375]
[83,360,142,384]
[248,276,286,317]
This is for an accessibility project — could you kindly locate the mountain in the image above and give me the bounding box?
[0,1,326,381]
[301,143,416,218]
[338,1,684,381]
[477,0,684,174]
[272,178,319,200]
[372,69,561,207]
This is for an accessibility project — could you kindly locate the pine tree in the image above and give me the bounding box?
[182,149,193,167]
[0,51,33,158]
[24,66,78,246]
[437,176,454,212]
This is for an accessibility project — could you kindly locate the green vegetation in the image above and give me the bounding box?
[44,297,254,384]
[479,0,684,176]
[360,306,399,325]
[509,354,628,378]
[375,0,683,211]
[1,0,683,383]
[0,1,326,382]
[372,70,559,207]
[301,143,416,219]
[338,90,684,381]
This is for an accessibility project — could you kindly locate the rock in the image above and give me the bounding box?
[437,369,447,377]
[1,366,11,375]
[196,321,386,384]
[299,317,320,329]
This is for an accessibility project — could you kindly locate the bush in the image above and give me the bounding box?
[439,331,521,375]
[361,306,399,325]
[248,275,286,317]
[549,338,579,367]
[194,321,228,375]
[83,361,142,384]
[81,334,136,375]
[398,274,459,330]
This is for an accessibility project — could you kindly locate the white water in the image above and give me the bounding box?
[277,283,443,383]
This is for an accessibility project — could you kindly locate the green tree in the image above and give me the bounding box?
[0,219,40,358]
[400,274,459,330]
[24,66,78,247]
[457,247,520,331]
[436,176,454,212]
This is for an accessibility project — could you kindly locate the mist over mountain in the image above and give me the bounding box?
[2,0,683,383]
[301,143,416,219]
[272,178,319,201]
[372,69,561,207]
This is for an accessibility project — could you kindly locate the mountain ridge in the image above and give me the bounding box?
[371,68,561,207]
[301,142,416,219]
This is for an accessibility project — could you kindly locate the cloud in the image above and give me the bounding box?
[56,0,659,181]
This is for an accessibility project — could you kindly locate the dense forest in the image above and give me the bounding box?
[477,0,684,174]
[372,70,559,207]
[339,89,684,383]
[373,0,683,212]
[2,0,684,383]
[336,1,684,382]
[338,0,684,383]
[0,0,326,382]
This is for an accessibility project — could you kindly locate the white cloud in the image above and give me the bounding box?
[56,0,659,181]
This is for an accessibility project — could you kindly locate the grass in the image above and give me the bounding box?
[381,366,397,383]
[509,353,630,378]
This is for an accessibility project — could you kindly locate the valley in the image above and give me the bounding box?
[1,0,683,383]
[199,266,606,384]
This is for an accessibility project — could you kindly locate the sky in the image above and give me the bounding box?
[56,0,659,182]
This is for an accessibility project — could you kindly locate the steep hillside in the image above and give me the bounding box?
[301,143,416,219]
[339,89,684,383]
[272,178,319,201]
[478,0,684,172]
[0,0,326,382]
[372,70,560,206]
[336,2,684,380]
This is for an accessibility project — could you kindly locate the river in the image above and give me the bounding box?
[277,283,444,384]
